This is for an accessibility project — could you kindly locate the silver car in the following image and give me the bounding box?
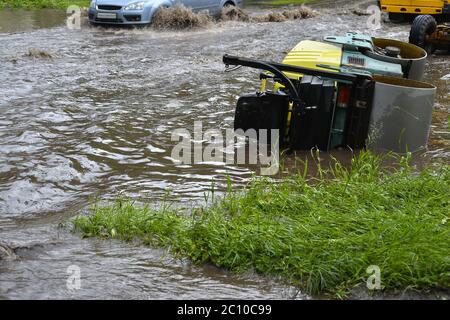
[88,0,242,26]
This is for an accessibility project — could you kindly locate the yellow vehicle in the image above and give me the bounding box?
[378,0,450,21]
[409,15,450,53]
[222,33,436,154]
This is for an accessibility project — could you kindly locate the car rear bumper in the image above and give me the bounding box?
[88,8,151,25]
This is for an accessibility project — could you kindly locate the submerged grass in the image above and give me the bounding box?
[254,0,310,6]
[0,1,89,9]
[74,152,450,297]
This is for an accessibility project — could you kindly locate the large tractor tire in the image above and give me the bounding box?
[409,15,437,54]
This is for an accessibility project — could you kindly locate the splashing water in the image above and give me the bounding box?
[151,5,213,30]
[151,4,315,30]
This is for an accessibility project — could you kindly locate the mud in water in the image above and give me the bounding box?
[220,6,251,22]
[23,48,53,59]
[152,5,213,30]
[151,4,315,30]
[220,5,315,23]
[0,243,16,261]
[252,6,316,22]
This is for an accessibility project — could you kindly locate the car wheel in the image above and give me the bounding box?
[409,15,437,54]
[223,1,235,8]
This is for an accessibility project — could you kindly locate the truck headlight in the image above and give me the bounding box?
[90,0,96,8]
[124,1,146,10]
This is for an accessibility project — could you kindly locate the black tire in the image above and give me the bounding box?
[409,15,437,54]
[406,14,417,23]
[223,1,235,8]
[388,12,405,23]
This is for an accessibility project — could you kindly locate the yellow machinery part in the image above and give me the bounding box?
[271,39,342,92]
[380,0,445,14]
[281,40,342,80]
[260,79,267,92]
[266,40,342,140]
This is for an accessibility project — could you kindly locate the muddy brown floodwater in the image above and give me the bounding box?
[0,1,448,299]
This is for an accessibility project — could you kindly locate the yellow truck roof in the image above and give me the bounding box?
[281,40,342,79]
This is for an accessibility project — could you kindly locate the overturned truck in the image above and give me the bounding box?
[223,33,436,154]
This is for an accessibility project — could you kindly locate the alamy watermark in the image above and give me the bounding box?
[366,5,382,30]
[66,6,83,30]
[366,265,382,290]
[66,265,81,291]
[171,121,280,176]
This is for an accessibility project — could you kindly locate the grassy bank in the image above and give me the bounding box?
[0,0,89,10]
[74,152,450,298]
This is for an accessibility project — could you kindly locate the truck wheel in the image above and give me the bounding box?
[388,12,405,23]
[409,15,437,54]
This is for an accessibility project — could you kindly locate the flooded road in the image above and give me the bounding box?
[0,1,448,299]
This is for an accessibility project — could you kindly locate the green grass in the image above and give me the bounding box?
[0,0,89,10]
[74,152,450,297]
